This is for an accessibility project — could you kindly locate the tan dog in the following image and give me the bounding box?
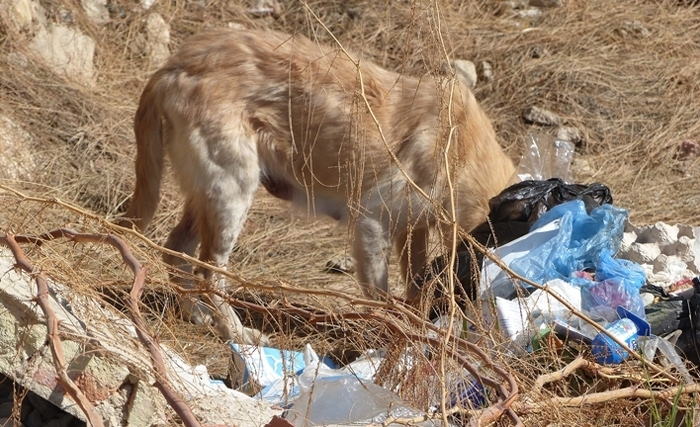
[120,28,515,343]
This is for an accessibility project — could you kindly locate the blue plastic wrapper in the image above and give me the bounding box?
[511,200,627,282]
[508,200,646,320]
[585,250,647,319]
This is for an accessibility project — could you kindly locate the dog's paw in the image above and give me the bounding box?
[182,298,215,326]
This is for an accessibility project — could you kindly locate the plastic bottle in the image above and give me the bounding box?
[591,318,639,364]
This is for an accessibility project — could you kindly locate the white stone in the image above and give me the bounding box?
[678,224,694,239]
[514,7,543,18]
[662,235,696,267]
[140,0,156,9]
[556,126,582,145]
[146,13,170,68]
[5,0,46,30]
[81,0,109,23]
[653,254,688,275]
[29,25,96,86]
[249,0,279,17]
[529,0,561,6]
[619,230,638,253]
[450,59,477,89]
[0,115,36,181]
[623,242,661,265]
[571,157,595,178]
[481,61,493,81]
[637,222,679,245]
[647,252,693,286]
[8,0,33,28]
[522,106,562,126]
[0,247,279,427]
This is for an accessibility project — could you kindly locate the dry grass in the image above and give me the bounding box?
[2,0,700,425]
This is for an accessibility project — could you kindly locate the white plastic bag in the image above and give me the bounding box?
[285,345,428,426]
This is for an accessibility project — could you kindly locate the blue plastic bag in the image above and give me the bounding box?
[510,200,628,284]
[508,200,646,319]
[583,250,647,320]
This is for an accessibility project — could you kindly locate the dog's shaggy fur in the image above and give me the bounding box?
[120,28,515,342]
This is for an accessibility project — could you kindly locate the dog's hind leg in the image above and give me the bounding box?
[191,136,266,344]
[162,198,219,326]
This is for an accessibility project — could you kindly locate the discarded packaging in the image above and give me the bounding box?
[591,318,639,364]
[231,343,336,405]
[516,133,576,183]
[284,345,433,426]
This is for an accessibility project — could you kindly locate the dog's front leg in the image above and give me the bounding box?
[352,215,392,299]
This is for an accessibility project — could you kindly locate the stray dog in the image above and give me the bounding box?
[119,28,515,343]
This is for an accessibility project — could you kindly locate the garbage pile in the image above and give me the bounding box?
[227,134,700,425]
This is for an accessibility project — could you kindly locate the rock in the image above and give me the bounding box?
[619,229,638,253]
[140,0,156,9]
[0,115,36,181]
[617,222,700,288]
[324,256,355,274]
[652,255,690,280]
[556,126,582,145]
[28,25,96,86]
[514,7,543,18]
[57,8,74,24]
[618,20,651,38]
[677,140,700,159]
[249,0,280,17]
[522,106,562,126]
[664,235,696,267]
[4,0,46,31]
[449,59,477,89]
[0,247,281,427]
[529,0,561,7]
[501,0,529,9]
[481,61,493,81]
[571,157,595,179]
[80,0,109,23]
[146,13,170,68]
[637,222,679,245]
[623,242,661,265]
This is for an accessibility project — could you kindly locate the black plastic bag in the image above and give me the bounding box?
[488,178,613,224]
[675,277,700,368]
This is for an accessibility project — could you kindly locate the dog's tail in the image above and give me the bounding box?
[119,73,166,231]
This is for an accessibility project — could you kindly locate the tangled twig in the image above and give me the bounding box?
[522,355,700,412]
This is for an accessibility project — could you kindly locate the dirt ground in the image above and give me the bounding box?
[2,1,700,426]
